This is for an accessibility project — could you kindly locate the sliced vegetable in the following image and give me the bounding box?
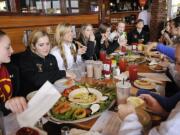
[73,108,87,119]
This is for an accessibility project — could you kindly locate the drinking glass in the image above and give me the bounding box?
[93,61,103,79]
[116,81,131,104]
[85,60,94,78]
[128,64,138,82]
[121,46,126,52]
[69,63,82,81]
[119,58,126,72]
[77,61,86,78]
[99,50,106,61]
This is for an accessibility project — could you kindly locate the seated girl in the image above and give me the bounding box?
[51,23,86,70]
[19,30,75,96]
[0,30,27,115]
[95,23,120,59]
[76,24,96,60]
[158,20,174,46]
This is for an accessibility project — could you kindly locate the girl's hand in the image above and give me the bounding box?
[118,104,136,120]
[78,46,87,55]
[66,71,76,80]
[139,94,168,116]
[5,97,27,113]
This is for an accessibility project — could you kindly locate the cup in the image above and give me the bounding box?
[77,61,86,78]
[99,50,106,62]
[93,61,103,79]
[85,60,94,78]
[69,63,82,81]
[137,44,144,51]
[60,126,70,135]
[119,58,126,72]
[128,64,138,82]
[121,45,126,52]
[126,45,132,51]
[116,81,131,104]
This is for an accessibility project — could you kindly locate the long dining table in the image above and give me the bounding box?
[43,61,166,135]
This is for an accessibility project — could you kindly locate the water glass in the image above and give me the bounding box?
[85,60,94,78]
[128,64,138,82]
[99,50,106,62]
[70,63,81,81]
[119,58,126,72]
[116,81,131,104]
[93,61,103,79]
[77,61,86,77]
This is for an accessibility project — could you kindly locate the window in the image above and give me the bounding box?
[0,1,7,11]
[167,0,180,19]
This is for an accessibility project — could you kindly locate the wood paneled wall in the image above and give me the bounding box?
[0,14,99,53]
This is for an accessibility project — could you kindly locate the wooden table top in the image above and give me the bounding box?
[75,62,153,130]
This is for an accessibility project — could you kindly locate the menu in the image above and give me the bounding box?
[17,81,61,127]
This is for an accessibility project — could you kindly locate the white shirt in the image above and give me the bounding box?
[138,10,151,26]
[120,101,180,135]
[50,43,82,70]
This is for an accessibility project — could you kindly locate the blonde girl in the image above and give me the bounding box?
[19,29,75,96]
[51,23,86,70]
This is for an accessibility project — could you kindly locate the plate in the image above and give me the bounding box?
[26,91,38,101]
[146,57,160,63]
[68,88,103,105]
[47,83,116,124]
[47,100,115,124]
[16,127,47,135]
[134,79,156,90]
[54,79,75,92]
[125,55,146,64]
[149,65,167,72]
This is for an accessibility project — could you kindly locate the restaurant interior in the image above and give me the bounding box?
[0,0,180,135]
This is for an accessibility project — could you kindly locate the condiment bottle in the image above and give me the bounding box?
[103,58,112,78]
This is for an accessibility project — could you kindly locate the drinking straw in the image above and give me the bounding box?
[123,78,125,85]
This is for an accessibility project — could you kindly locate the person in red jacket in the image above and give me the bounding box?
[0,30,27,114]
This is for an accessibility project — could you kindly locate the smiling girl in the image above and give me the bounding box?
[19,30,75,96]
[0,30,27,114]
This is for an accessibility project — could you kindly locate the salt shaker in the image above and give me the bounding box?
[60,126,70,135]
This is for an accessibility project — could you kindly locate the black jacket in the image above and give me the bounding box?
[127,28,149,45]
[76,37,96,60]
[95,32,119,59]
[19,49,66,96]
[0,63,20,115]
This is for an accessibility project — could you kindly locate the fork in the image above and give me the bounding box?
[84,83,92,95]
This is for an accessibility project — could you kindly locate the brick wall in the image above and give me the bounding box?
[150,0,167,41]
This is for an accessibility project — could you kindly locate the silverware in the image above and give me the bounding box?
[84,84,92,95]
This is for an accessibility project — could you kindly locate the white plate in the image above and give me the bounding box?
[110,52,118,56]
[134,79,156,90]
[68,88,103,105]
[26,91,38,101]
[46,100,115,124]
[149,65,167,72]
[54,79,75,92]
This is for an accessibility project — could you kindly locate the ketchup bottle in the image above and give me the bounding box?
[103,58,112,78]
